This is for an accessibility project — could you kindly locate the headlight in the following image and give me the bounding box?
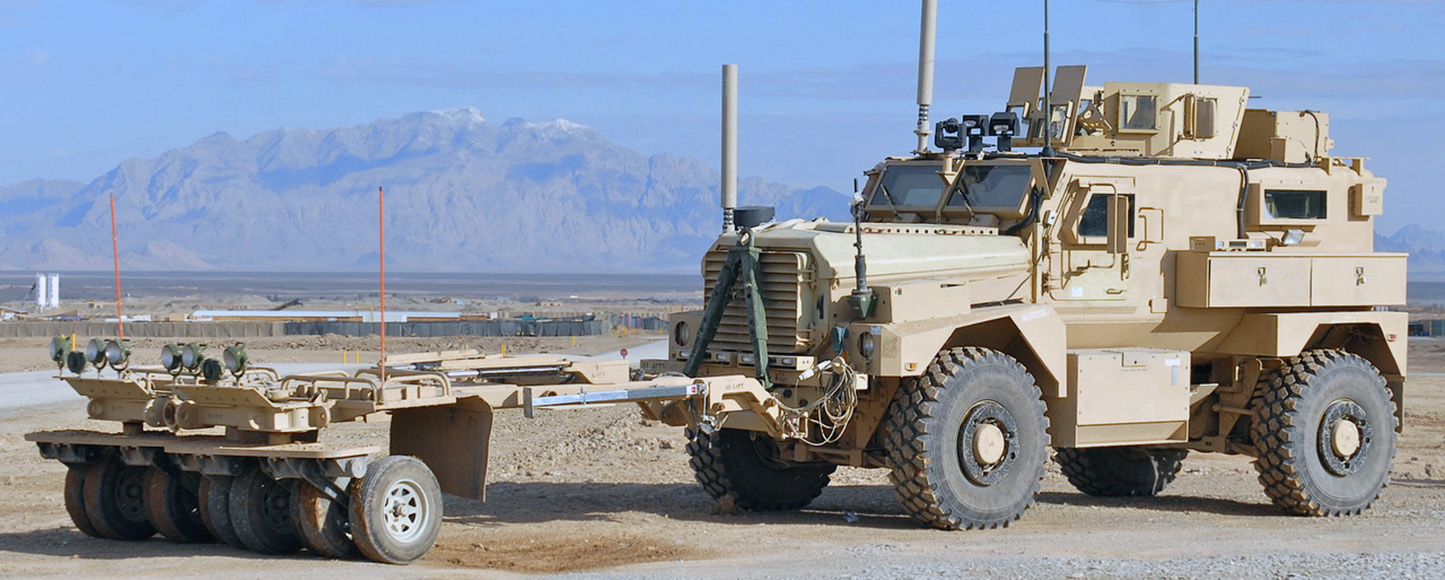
[66,350,88,374]
[86,338,108,366]
[49,336,71,365]
[104,340,130,370]
[859,332,877,359]
[181,344,206,371]
[160,344,183,372]
[200,358,224,382]
[673,321,691,347]
[223,344,249,376]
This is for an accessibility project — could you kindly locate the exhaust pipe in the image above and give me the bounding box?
[721,63,738,232]
[913,0,937,155]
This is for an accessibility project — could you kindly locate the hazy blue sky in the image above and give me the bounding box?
[1,0,1440,233]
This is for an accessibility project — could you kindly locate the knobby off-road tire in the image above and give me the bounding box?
[229,468,303,554]
[687,427,836,511]
[349,456,443,565]
[199,475,246,549]
[1253,350,1397,516]
[144,467,213,543]
[64,466,102,538]
[1055,447,1188,497]
[884,347,1050,530]
[82,455,157,540]
[294,482,362,559]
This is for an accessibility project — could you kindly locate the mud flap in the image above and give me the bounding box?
[389,397,494,501]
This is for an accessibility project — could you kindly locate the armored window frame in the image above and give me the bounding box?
[1264,189,1327,220]
[1118,94,1158,133]
[1077,193,1136,240]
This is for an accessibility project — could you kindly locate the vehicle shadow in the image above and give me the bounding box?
[0,526,331,562]
[1034,491,1279,517]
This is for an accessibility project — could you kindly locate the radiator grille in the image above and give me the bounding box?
[701,249,812,354]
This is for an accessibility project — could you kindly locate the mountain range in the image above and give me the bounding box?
[0,108,847,273]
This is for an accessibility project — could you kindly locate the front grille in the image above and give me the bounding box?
[701,249,812,354]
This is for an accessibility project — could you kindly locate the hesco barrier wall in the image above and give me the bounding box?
[0,322,284,339]
[1,318,626,339]
[282,319,611,337]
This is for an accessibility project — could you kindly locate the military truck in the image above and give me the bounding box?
[647,4,1405,530]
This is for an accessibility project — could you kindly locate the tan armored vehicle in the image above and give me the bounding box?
[24,0,1404,565]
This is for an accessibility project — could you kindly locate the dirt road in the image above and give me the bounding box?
[2,338,1443,579]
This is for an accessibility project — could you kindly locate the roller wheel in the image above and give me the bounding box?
[199,475,246,549]
[82,455,157,540]
[64,466,102,538]
[1253,350,1397,516]
[294,482,361,559]
[884,347,1050,530]
[687,427,835,511]
[1055,447,1188,497]
[229,468,303,554]
[349,456,442,565]
[144,467,213,543]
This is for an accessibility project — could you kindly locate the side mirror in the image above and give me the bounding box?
[1107,195,1130,254]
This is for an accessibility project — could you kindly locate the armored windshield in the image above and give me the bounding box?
[946,164,1032,211]
[869,164,947,209]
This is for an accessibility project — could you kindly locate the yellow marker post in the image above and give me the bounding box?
[501,344,508,356]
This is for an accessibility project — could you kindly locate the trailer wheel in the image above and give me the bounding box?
[229,468,303,554]
[349,456,442,565]
[1055,447,1188,497]
[82,455,157,540]
[294,482,361,559]
[144,467,213,543]
[199,475,246,549]
[687,428,835,511]
[64,466,102,538]
[884,347,1049,530]
[1253,350,1397,516]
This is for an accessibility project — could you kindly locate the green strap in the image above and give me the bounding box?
[682,236,772,390]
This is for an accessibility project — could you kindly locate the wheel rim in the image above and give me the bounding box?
[956,401,1018,486]
[1317,399,1372,477]
[382,477,428,543]
[115,467,147,522]
[261,478,293,533]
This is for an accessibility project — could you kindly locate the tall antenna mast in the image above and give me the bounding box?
[913,0,937,155]
[721,64,738,233]
[1041,0,1054,157]
[1193,0,1200,84]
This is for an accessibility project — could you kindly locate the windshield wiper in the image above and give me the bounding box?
[877,183,900,212]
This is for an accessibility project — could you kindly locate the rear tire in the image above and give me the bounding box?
[1253,350,1397,516]
[144,467,213,543]
[82,455,156,540]
[294,482,361,559]
[199,475,246,549]
[349,456,442,565]
[687,428,835,511]
[64,466,102,538]
[1055,447,1188,497]
[884,347,1050,530]
[229,468,303,554]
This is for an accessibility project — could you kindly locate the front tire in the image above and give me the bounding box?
[884,347,1050,530]
[1055,447,1188,497]
[1253,350,1397,516]
[687,428,836,511]
[349,456,442,565]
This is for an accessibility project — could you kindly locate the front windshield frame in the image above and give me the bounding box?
[863,162,950,213]
[943,161,1035,218]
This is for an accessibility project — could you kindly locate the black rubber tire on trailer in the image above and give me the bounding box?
[349,455,443,565]
[82,455,157,540]
[228,468,303,554]
[143,467,213,543]
[64,466,102,538]
[1055,447,1189,497]
[687,428,836,511]
[293,482,361,559]
[884,347,1050,530]
[1252,349,1397,516]
[199,475,246,549]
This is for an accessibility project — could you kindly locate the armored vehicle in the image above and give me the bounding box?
[647,3,1405,529]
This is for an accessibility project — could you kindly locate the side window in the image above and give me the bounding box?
[1264,190,1327,219]
[1078,194,1136,238]
[1119,95,1157,131]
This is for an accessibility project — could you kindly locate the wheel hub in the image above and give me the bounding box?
[1317,399,1372,477]
[957,401,1018,487]
[383,478,426,543]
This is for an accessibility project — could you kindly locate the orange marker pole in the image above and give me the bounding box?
[378,187,387,381]
[110,194,124,339]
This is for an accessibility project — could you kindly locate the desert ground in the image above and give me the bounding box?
[1,335,1443,579]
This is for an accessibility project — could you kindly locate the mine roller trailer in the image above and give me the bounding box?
[28,345,798,564]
